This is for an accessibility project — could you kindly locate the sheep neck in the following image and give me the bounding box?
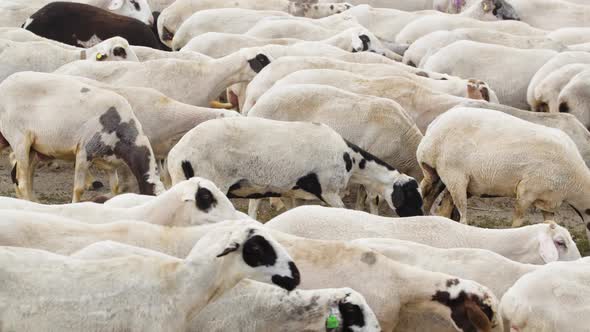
[203,52,253,103]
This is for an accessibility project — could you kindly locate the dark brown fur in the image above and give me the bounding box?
[25,2,162,49]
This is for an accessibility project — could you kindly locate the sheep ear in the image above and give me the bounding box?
[538,231,558,263]
[108,0,124,10]
[216,243,240,257]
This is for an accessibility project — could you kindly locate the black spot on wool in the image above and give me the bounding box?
[181,160,194,179]
[343,152,352,172]
[339,301,366,331]
[272,261,300,291]
[195,187,217,212]
[248,54,271,73]
[294,173,325,202]
[359,34,370,51]
[345,140,395,171]
[431,290,493,332]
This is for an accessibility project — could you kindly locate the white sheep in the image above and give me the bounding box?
[181,27,398,60]
[418,107,590,230]
[547,27,590,45]
[55,47,273,107]
[556,69,590,129]
[395,14,545,45]
[192,279,381,332]
[167,117,424,218]
[403,28,566,68]
[171,8,291,50]
[475,0,590,30]
[0,0,153,27]
[0,71,163,202]
[0,37,138,83]
[457,100,590,168]
[250,71,488,133]
[157,0,351,47]
[423,40,557,109]
[243,13,360,40]
[249,83,424,181]
[241,55,493,113]
[69,227,503,332]
[500,258,590,332]
[0,222,300,331]
[0,178,247,226]
[0,27,77,47]
[353,237,540,332]
[0,213,252,254]
[344,1,518,44]
[266,205,582,264]
[130,45,211,61]
[526,51,590,110]
[531,64,590,113]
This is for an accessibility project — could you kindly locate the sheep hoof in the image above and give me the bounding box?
[91,181,104,190]
[209,100,234,109]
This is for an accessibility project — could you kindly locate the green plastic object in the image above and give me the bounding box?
[326,314,340,329]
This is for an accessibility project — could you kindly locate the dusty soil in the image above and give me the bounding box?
[2,150,587,256]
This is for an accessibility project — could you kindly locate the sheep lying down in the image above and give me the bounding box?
[0,223,300,332]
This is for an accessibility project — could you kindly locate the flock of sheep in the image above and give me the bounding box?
[0,0,589,331]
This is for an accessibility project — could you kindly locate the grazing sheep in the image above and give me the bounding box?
[423,40,557,109]
[354,237,539,332]
[24,2,161,49]
[249,83,424,182]
[403,28,566,68]
[531,64,590,113]
[157,0,351,47]
[171,8,291,50]
[167,117,423,218]
[0,0,153,27]
[0,178,245,226]
[251,71,488,133]
[241,56,492,113]
[192,280,381,332]
[0,214,254,254]
[0,71,163,202]
[0,178,247,226]
[556,69,590,129]
[0,37,137,82]
[457,100,590,168]
[181,27,397,59]
[526,52,590,110]
[395,14,544,45]
[500,258,590,332]
[0,223,300,331]
[70,228,502,332]
[418,107,590,229]
[266,205,581,264]
[55,47,272,107]
[131,45,210,61]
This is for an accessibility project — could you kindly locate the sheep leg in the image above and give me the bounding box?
[159,159,172,189]
[322,192,345,208]
[512,199,533,228]
[269,197,286,211]
[444,176,469,224]
[541,210,555,221]
[419,163,444,214]
[109,169,120,195]
[368,194,381,215]
[436,189,455,218]
[248,199,260,219]
[72,153,90,203]
[354,185,367,211]
[12,138,35,201]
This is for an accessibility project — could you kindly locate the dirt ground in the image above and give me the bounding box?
[2,150,587,256]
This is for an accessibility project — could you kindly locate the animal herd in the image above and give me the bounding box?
[0,0,589,331]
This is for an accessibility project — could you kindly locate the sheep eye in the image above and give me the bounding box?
[555,240,567,248]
